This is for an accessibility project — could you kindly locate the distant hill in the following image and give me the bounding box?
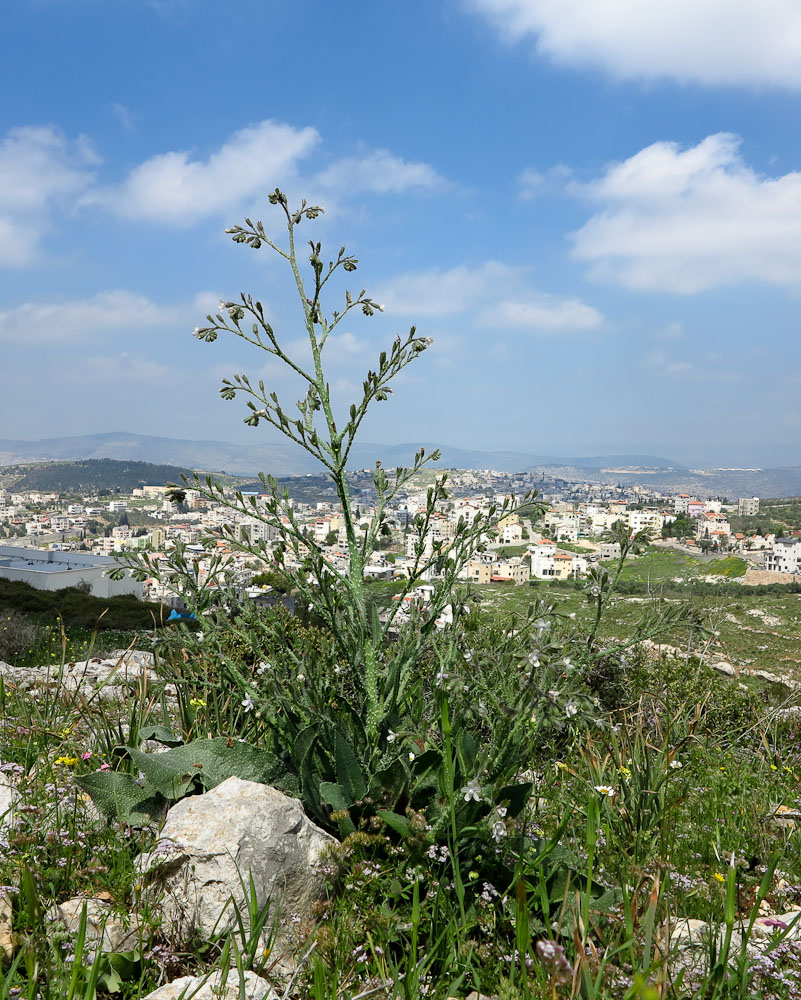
[4,459,199,494]
[533,464,801,499]
[0,431,683,477]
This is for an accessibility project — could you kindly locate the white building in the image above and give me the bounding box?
[738,497,760,516]
[764,538,801,575]
[0,545,142,597]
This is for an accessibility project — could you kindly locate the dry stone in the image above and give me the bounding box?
[0,651,172,703]
[0,890,14,964]
[140,970,276,1000]
[46,897,141,961]
[135,777,336,968]
[0,769,15,833]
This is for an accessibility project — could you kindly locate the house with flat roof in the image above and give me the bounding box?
[0,545,143,598]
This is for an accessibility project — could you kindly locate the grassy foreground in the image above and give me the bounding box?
[2,594,801,999]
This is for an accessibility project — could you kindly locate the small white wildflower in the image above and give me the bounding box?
[435,667,448,686]
[548,689,560,700]
[669,759,683,770]
[496,806,508,818]
[563,656,572,669]
[594,784,616,798]
[408,751,416,762]
[387,729,397,743]
[296,673,306,683]
[528,653,540,667]
[461,779,482,803]
[491,820,507,843]
[241,693,254,713]
[565,701,578,718]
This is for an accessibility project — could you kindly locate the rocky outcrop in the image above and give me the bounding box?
[140,970,276,1000]
[46,897,141,961]
[135,777,336,968]
[0,651,172,702]
[666,911,801,982]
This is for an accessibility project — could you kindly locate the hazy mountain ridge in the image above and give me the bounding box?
[0,432,682,477]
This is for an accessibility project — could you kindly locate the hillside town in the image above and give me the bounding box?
[1,467,800,606]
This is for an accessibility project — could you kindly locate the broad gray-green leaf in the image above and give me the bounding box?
[75,772,167,827]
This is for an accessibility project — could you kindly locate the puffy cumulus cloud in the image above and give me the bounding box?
[570,133,801,293]
[377,261,602,332]
[0,125,98,266]
[87,121,447,226]
[376,262,524,317]
[89,120,320,225]
[465,0,801,88]
[0,289,212,342]
[316,149,447,195]
[484,296,602,330]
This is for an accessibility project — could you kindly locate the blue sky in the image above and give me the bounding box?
[2,0,801,467]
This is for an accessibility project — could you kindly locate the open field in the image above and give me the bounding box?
[471,547,801,682]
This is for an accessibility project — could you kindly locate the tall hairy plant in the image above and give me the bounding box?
[112,190,527,824]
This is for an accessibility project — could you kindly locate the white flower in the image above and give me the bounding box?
[461,779,482,803]
[669,759,683,770]
[241,693,254,713]
[296,673,306,683]
[435,667,448,686]
[218,300,228,312]
[386,729,398,744]
[565,701,578,718]
[496,806,508,818]
[256,661,271,675]
[594,784,616,798]
[491,820,507,842]
[408,752,416,762]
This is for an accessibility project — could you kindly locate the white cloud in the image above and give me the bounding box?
[377,261,602,332]
[571,133,801,293]
[0,125,98,266]
[465,0,801,89]
[517,164,572,201]
[377,262,524,317]
[85,120,447,225]
[82,354,171,381]
[0,289,210,342]
[484,296,602,330]
[90,120,320,225]
[644,348,695,375]
[316,149,447,195]
[111,103,135,131]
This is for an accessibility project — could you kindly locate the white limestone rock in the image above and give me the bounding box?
[46,897,141,961]
[135,777,336,968]
[140,970,276,1000]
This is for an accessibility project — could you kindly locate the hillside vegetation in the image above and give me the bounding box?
[3,458,199,494]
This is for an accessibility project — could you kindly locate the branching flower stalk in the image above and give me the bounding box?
[114,189,529,748]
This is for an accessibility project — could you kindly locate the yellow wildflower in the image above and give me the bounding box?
[713,872,726,883]
[55,756,79,766]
